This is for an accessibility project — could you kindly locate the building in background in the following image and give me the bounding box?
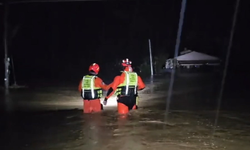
[166,49,221,70]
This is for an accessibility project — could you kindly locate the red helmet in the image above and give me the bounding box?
[122,58,132,67]
[122,58,133,72]
[89,63,100,74]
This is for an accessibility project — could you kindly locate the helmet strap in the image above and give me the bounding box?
[89,70,97,75]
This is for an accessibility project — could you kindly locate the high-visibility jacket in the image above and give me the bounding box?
[81,75,103,100]
[115,71,138,96]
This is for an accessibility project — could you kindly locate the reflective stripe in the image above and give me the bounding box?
[90,76,95,98]
[82,76,85,98]
[125,71,129,95]
[134,74,138,94]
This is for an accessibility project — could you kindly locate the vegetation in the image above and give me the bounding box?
[139,53,169,77]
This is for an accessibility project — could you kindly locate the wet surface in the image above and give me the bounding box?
[1,73,250,150]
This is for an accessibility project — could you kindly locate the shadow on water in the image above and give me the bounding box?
[0,109,118,150]
[1,107,162,150]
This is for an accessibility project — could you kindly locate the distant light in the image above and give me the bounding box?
[101,96,117,107]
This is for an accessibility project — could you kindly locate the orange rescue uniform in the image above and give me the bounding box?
[78,76,110,113]
[105,72,145,114]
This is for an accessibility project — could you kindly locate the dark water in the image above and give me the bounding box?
[0,72,249,150]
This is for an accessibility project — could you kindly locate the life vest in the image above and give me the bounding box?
[81,75,102,100]
[116,71,138,96]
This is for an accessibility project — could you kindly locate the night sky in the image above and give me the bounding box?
[0,0,249,85]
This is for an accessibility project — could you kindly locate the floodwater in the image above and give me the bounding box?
[0,72,250,150]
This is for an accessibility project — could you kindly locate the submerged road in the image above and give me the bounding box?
[0,73,250,150]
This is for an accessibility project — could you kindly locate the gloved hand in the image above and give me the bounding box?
[103,97,108,105]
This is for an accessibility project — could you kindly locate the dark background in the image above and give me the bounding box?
[0,0,249,85]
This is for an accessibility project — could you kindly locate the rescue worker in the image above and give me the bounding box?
[78,63,110,113]
[103,58,145,114]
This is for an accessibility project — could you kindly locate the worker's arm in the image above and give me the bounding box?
[105,75,121,99]
[78,79,82,92]
[95,77,110,91]
[137,76,145,90]
[107,81,113,89]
